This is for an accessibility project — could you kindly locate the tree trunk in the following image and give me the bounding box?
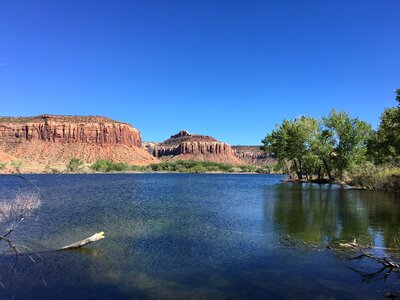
[322,158,334,182]
[293,160,302,180]
[299,160,303,180]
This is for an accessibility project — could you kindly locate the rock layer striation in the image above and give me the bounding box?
[144,130,242,164]
[232,146,275,166]
[0,115,141,146]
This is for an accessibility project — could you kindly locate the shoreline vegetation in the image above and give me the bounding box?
[0,159,279,175]
[91,159,276,174]
[261,89,400,193]
[284,167,400,193]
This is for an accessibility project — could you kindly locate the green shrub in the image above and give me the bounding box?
[90,159,129,172]
[256,166,271,174]
[45,165,60,174]
[240,165,257,172]
[191,165,208,173]
[11,160,23,173]
[148,160,238,173]
[67,158,83,172]
[130,165,148,172]
[111,162,129,172]
[89,159,275,174]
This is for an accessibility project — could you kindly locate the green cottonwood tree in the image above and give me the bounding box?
[262,110,372,181]
[323,109,372,179]
[262,116,319,180]
[368,89,400,165]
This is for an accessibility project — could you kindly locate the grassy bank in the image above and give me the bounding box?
[348,163,400,193]
[285,164,400,193]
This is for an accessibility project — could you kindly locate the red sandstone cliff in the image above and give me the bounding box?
[0,115,141,146]
[232,145,275,166]
[0,116,274,170]
[0,115,158,166]
[144,130,243,164]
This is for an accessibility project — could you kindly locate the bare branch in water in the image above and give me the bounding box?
[0,185,43,277]
[0,193,42,236]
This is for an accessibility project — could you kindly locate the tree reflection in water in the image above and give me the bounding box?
[265,182,400,249]
[264,182,400,291]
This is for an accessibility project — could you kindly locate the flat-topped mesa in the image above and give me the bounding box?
[145,130,242,164]
[0,114,142,146]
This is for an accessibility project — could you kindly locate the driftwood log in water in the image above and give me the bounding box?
[58,232,105,251]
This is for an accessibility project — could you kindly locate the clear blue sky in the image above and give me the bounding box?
[0,1,399,145]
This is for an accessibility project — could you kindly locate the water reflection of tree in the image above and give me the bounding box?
[354,190,400,249]
[266,183,400,248]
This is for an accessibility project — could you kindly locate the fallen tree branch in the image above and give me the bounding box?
[348,252,400,268]
[338,239,400,269]
[346,265,389,283]
[58,232,105,251]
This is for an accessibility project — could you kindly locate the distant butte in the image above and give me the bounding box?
[143,130,272,165]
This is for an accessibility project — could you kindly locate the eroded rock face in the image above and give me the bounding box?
[152,141,234,157]
[232,145,274,166]
[0,115,142,146]
[0,115,158,167]
[144,130,241,164]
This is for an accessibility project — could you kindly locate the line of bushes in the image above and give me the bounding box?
[90,159,131,172]
[148,160,278,173]
[148,160,235,173]
[87,159,276,174]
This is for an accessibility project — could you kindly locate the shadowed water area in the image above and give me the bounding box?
[0,174,399,299]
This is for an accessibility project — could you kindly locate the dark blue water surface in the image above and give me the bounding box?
[0,174,399,299]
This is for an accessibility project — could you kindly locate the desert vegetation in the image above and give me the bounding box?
[149,160,235,173]
[11,160,23,174]
[66,158,84,172]
[90,159,130,172]
[87,159,276,174]
[0,162,7,171]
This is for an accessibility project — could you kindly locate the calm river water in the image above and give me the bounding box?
[0,174,399,299]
